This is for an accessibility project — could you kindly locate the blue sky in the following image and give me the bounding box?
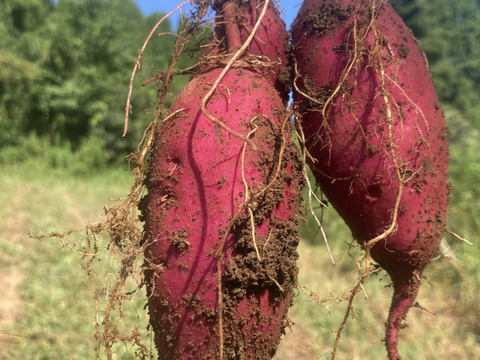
[134,1,302,30]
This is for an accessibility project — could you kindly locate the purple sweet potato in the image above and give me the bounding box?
[292,0,449,358]
[140,11,302,356]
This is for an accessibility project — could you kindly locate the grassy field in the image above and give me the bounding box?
[0,164,478,359]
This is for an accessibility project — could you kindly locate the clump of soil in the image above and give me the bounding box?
[220,135,303,358]
[293,0,354,36]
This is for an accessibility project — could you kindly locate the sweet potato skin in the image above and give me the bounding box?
[292,0,449,358]
[140,67,302,360]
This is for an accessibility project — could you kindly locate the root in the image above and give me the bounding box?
[384,73,429,145]
[439,238,469,278]
[298,283,340,312]
[268,275,285,292]
[253,110,290,199]
[292,60,332,134]
[248,207,262,261]
[414,302,436,317]
[241,118,262,261]
[31,208,160,359]
[330,265,379,360]
[321,19,361,134]
[363,0,404,258]
[445,228,472,245]
[0,334,22,344]
[294,119,334,265]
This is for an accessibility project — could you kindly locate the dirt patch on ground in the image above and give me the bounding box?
[0,267,25,331]
[0,186,29,335]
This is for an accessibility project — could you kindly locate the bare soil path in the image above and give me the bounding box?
[0,180,29,348]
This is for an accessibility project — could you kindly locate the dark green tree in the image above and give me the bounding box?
[0,0,193,164]
[29,0,148,152]
[390,0,480,124]
[0,0,209,166]
[0,0,53,146]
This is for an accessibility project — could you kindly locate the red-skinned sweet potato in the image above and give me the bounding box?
[140,2,302,357]
[292,0,449,358]
[141,66,301,359]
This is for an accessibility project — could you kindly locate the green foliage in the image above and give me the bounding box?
[0,0,203,167]
[0,134,113,176]
[390,0,480,125]
[0,165,156,359]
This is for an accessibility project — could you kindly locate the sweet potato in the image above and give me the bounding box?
[292,0,449,358]
[140,23,302,359]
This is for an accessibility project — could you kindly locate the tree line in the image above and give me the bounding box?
[0,0,192,166]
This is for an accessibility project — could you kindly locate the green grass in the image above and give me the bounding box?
[0,165,155,359]
[0,164,478,359]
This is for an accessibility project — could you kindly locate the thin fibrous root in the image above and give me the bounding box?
[294,118,334,265]
[445,229,472,245]
[241,118,261,262]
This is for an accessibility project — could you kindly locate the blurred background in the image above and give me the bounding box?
[0,0,478,359]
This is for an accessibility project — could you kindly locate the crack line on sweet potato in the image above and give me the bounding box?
[200,0,270,153]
